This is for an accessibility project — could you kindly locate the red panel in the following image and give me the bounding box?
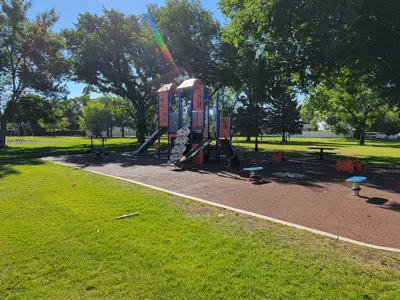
[192,87,203,111]
[158,91,169,127]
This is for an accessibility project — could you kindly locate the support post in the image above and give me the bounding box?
[157,94,161,159]
[178,89,182,129]
[189,88,193,130]
[168,90,173,160]
[202,89,207,138]
[352,182,361,196]
[216,93,220,166]
[229,113,233,142]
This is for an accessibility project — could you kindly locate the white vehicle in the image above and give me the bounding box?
[364,132,380,140]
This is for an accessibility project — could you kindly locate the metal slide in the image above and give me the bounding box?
[133,127,168,155]
[173,138,213,164]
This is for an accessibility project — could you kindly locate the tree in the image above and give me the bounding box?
[64,9,171,143]
[59,96,89,131]
[38,102,70,137]
[149,0,241,95]
[219,0,400,104]
[305,73,386,145]
[371,108,400,136]
[111,98,135,138]
[4,93,46,124]
[264,93,302,143]
[234,95,262,142]
[0,0,69,147]
[79,101,112,137]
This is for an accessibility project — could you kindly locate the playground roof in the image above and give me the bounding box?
[157,83,177,93]
[177,78,202,90]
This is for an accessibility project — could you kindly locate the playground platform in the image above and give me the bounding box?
[43,152,400,249]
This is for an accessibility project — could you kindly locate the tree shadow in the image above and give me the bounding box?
[241,138,400,149]
[42,146,400,194]
[0,140,140,161]
[0,158,45,179]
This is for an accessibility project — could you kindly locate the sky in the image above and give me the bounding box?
[28,0,224,98]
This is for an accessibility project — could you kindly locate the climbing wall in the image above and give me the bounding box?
[169,127,191,163]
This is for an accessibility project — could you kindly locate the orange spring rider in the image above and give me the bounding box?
[335,157,362,174]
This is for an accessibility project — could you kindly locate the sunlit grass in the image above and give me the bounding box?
[1,161,400,299]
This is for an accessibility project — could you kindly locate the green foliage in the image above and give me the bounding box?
[63,9,169,143]
[38,103,70,136]
[234,96,259,140]
[0,0,69,146]
[5,93,47,124]
[264,93,302,142]
[306,72,387,144]
[149,0,241,92]
[219,0,400,104]
[79,101,112,137]
[59,96,90,131]
[371,108,400,136]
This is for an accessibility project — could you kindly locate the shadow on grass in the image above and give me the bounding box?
[17,137,398,195]
[0,158,45,179]
[0,141,140,161]
[240,138,400,149]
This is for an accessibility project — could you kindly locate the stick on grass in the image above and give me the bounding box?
[116,213,139,220]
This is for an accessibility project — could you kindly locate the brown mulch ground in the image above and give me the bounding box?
[45,152,400,249]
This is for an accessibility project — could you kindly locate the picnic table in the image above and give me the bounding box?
[308,147,339,160]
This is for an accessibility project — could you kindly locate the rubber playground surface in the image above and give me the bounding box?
[44,152,400,249]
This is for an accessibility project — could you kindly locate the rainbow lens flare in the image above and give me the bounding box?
[145,13,180,77]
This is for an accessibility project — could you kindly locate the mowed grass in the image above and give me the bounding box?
[2,136,400,166]
[0,136,140,161]
[237,137,400,166]
[1,160,400,299]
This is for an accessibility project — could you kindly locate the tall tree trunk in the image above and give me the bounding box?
[281,131,286,143]
[359,125,366,145]
[246,136,251,142]
[110,125,113,138]
[121,126,125,138]
[0,118,6,148]
[136,101,146,143]
[281,115,286,143]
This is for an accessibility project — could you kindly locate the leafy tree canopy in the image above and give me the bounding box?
[0,0,69,147]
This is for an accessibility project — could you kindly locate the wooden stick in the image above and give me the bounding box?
[116,213,139,220]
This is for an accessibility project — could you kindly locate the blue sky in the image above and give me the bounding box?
[28,0,224,98]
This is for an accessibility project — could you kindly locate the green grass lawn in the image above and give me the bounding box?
[237,137,400,166]
[1,148,400,298]
[1,136,399,166]
[0,136,140,161]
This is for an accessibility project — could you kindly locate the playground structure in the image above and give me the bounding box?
[6,123,37,144]
[134,78,241,166]
[87,137,108,157]
[336,157,362,174]
[346,176,367,196]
